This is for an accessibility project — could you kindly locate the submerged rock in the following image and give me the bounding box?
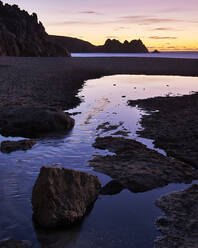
[155,184,198,248]
[90,136,198,192]
[0,139,36,153]
[101,180,124,195]
[0,239,33,248]
[0,106,74,138]
[32,166,101,229]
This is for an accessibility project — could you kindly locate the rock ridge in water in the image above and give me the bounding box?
[32,166,101,229]
[128,93,198,168]
[90,136,198,192]
[0,1,69,56]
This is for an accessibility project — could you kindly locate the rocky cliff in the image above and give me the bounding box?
[50,36,149,53]
[0,1,69,56]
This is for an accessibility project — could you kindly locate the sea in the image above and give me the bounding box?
[71,51,198,59]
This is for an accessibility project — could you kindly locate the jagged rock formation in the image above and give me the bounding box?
[0,1,69,56]
[98,39,148,53]
[50,35,149,53]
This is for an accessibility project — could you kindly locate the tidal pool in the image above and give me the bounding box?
[1,74,198,247]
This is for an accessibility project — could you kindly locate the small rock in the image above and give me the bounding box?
[0,239,33,248]
[1,139,36,153]
[101,180,123,195]
[32,166,101,229]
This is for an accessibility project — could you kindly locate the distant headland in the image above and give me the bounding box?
[50,36,149,53]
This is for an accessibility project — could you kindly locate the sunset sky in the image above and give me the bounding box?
[6,0,198,51]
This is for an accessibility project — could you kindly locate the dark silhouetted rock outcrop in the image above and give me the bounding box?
[32,166,101,229]
[98,39,148,53]
[152,49,160,53]
[0,1,69,56]
[0,139,36,153]
[0,106,74,138]
[50,35,148,53]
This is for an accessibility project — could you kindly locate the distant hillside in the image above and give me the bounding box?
[49,35,96,53]
[0,1,69,56]
[50,35,149,53]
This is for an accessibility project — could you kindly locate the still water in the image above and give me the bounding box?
[1,75,198,247]
[72,51,198,59]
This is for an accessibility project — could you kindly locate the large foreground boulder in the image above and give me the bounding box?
[0,106,74,138]
[0,139,36,153]
[32,166,101,229]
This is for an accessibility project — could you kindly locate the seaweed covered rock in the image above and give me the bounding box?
[90,136,198,192]
[155,184,198,248]
[32,166,101,228]
[0,106,74,138]
[0,139,36,153]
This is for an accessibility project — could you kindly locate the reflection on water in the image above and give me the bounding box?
[71,51,198,59]
[1,75,198,247]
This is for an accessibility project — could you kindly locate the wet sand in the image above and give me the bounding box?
[0,56,198,110]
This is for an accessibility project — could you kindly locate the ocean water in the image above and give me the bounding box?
[72,51,198,59]
[0,75,198,247]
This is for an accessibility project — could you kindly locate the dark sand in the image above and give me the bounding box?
[0,56,198,109]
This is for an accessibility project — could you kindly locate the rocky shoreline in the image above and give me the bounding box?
[128,92,198,168]
[155,184,198,248]
[0,56,198,247]
[127,89,198,247]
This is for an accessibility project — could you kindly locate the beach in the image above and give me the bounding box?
[0,56,198,110]
[0,56,198,247]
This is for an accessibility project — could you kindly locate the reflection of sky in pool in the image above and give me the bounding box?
[1,74,198,247]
